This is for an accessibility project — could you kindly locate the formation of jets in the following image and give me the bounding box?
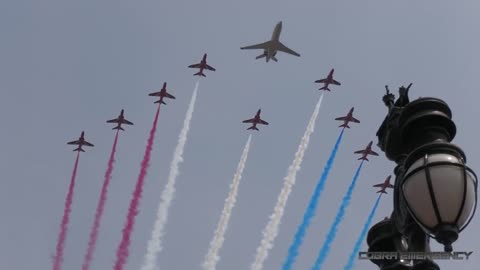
[373,175,394,194]
[65,21,383,191]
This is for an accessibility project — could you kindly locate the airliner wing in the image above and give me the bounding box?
[240,41,271,50]
[277,42,300,57]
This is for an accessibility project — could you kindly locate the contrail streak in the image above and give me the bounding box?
[113,105,161,270]
[82,131,120,270]
[343,195,382,270]
[202,135,253,270]
[140,81,199,270]
[53,152,80,270]
[282,129,345,270]
[311,161,365,270]
[250,94,323,270]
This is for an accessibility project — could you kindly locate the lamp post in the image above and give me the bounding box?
[365,84,478,270]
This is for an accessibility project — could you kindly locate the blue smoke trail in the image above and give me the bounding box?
[343,194,382,270]
[311,161,365,270]
[281,129,345,270]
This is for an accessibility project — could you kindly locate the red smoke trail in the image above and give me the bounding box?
[113,106,161,270]
[82,130,120,270]
[53,152,80,270]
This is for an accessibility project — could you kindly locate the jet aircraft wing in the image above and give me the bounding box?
[84,141,94,147]
[165,93,176,99]
[242,118,256,123]
[205,64,216,71]
[240,41,272,50]
[122,119,134,125]
[67,140,81,145]
[107,118,120,123]
[315,79,328,83]
[351,117,360,123]
[277,42,300,57]
[188,63,202,68]
[332,79,341,85]
[259,119,269,125]
[368,150,379,156]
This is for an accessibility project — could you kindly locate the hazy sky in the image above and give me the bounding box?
[1,0,479,269]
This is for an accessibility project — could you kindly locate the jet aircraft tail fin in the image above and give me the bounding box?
[194,71,206,77]
[73,147,85,152]
[247,126,259,131]
[320,86,330,91]
[358,157,369,161]
[154,100,167,105]
[339,123,350,128]
[256,53,266,59]
[113,126,125,131]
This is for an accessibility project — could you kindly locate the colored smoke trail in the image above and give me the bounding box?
[282,129,345,270]
[113,105,161,270]
[250,94,323,270]
[52,152,80,270]
[82,131,120,270]
[311,161,365,270]
[140,81,199,270]
[202,135,253,270]
[343,194,382,270]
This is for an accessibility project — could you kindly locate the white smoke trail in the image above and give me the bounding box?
[202,135,253,270]
[250,94,324,270]
[140,81,199,270]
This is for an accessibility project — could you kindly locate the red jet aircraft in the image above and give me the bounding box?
[149,82,176,105]
[67,131,94,152]
[315,69,341,91]
[188,53,216,77]
[373,175,394,194]
[242,109,269,131]
[107,109,134,131]
[335,107,360,128]
[354,141,379,161]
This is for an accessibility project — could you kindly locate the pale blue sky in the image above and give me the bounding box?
[1,0,479,269]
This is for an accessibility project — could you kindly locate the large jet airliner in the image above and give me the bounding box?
[240,21,300,62]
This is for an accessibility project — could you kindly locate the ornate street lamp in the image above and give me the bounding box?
[365,84,478,270]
